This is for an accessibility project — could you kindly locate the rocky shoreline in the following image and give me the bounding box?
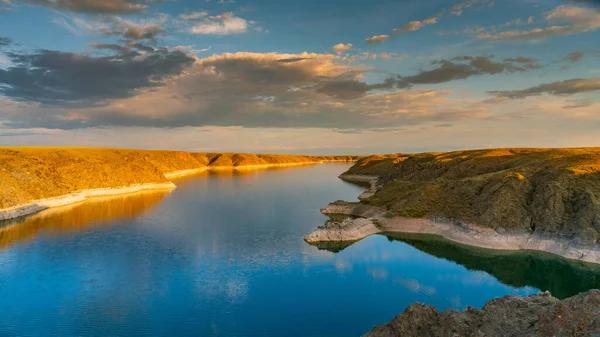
[305,174,600,265]
[364,289,600,336]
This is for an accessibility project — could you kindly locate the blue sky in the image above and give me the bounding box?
[0,0,599,154]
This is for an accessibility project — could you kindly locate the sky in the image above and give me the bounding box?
[0,0,599,154]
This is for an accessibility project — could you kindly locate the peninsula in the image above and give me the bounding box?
[305,148,600,264]
[0,147,358,221]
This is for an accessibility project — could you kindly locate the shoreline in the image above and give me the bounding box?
[305,174,600,265]
[0,183,176,221]
[163,168,207,179]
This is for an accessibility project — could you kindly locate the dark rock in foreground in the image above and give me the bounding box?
[364,290,600,337]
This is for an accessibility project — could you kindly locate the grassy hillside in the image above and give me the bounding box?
[345,148,600,240]
[0,147,358,210]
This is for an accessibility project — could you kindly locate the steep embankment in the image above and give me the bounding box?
[0,147,358,220]
[305,148,600,263]
[364,290,600,337]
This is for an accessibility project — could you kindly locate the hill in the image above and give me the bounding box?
[346,148,600,241]
[0,147,359,220]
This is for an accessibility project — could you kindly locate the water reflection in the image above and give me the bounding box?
[385,233,600,299]
[0,189,171,250]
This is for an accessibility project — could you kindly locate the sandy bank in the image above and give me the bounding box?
[0,183,175,221]
[305,175,600,265]
[164,168,208,179]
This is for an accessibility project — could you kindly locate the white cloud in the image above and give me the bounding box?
[170,45,211,55]
[477,5,600,40]
[365,35,389,44]
[190,12,249,35]
[379,52,407,61]
[332,43,353,54]
[180,11,208,21]
[392,18,437,34]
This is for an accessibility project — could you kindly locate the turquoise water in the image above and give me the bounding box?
[1,163,598,336]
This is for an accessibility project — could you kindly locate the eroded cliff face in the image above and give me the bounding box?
[364,290,600,337]
[345,148,600,241]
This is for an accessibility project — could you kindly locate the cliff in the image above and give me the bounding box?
[0,147,358,220]
[364,290,600,337]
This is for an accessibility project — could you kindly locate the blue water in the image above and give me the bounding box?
[0,163,573,336]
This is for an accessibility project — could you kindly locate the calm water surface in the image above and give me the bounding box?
[1,163,600,336]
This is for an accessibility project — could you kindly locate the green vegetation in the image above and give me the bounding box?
[346,148,600,240]
[0,147,359,210]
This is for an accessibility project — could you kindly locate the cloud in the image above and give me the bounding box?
[0,51,494,130]
[564,51,585,63]
[383,0,485,39]
[20,0,149,14]
[563,99,594,109]
[90,42,133,54]
[51,13,106,36]
[504,16,535,27]
[0,37,11,47]
[488,78,600,98]
[387,55,541,88]
[365,35,389,44]
[190,12,249,35]
[0,45,194,105]
[560,50,600,63]
[392,18,437,35]
[170,45,211,55]
[448,0,480,16]
[379,52,407,61]
[502,56,537,64]
[121,40,155,52]
[51,13,166,40]
[332,43,352,54]
[180,11,208,21]
[477,5,600,40]
[276,57,313,63]
[101,18,164,40]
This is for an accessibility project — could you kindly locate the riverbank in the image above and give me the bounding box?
[0,147,359,221]
[305,148,600,264]
[0,183,176,221]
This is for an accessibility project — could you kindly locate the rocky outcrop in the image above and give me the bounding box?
[364,290,600,337]
[304,217,381,243]
[304,200,600,264]
[343,148,600,242]
[305,148,600,264]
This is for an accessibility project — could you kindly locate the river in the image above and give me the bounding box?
[1,163,599,336]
